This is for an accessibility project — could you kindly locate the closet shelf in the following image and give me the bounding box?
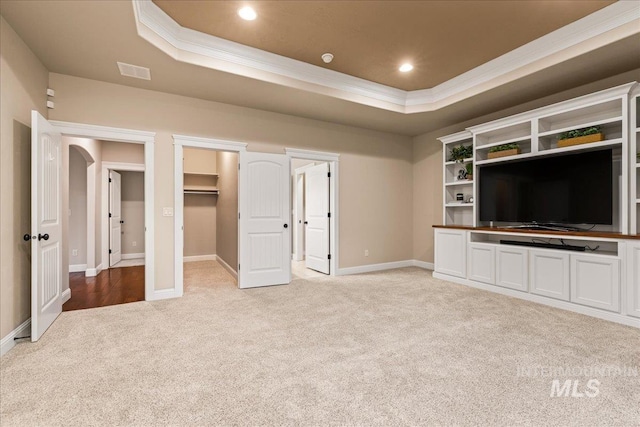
[184,171,219,177]
[184,190,218,195]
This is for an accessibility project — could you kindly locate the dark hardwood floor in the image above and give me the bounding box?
[63,266,145,311]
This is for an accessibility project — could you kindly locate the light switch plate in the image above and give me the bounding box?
[163,207,174,217]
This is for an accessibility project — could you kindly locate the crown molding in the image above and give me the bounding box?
[132,0,640,114]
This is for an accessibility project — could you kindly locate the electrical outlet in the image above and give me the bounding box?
[163,207,174,217]
[72,249,78,256]
[132,241,137,247]
[364,249,369,257]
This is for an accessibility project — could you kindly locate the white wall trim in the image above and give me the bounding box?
[122,253,145,260]
[184,254,217,262]
[337,260,415,276]
[286,149,339,276]
[285,148,340,163]
[69,264,87,273]
[433,272,640,329]
[148,288,180,301]
[61,288,71,304]
[51,120,155,302]
[1,319,31,357]
[133,0,640,114]
[174,134,247,297]
[413,260,435,270]
[217,255,238,280]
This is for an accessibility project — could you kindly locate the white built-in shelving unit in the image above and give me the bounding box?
[439,82,637,234]
[439,131,474,226]
[631,87,640,234]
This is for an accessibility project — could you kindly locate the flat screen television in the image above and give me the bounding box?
[479,149,613,225]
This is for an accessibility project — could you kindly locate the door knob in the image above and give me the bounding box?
[304,221,308,225]
[38,233,49,241]
[283,224,288,228]
[23,234,33,241]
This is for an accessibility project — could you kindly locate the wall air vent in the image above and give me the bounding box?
[117,62,151,80]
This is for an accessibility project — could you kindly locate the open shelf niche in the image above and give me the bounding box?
[439,131,474,226]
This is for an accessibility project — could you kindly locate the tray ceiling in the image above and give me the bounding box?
[153,0,615,91]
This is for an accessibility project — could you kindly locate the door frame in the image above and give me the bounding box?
[49,120,155,301]
[173,135,247,296]
[285,148,339,276]
[292,162,318,262]
[101,163,145,269]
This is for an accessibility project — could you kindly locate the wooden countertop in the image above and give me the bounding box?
[433,225,640,240]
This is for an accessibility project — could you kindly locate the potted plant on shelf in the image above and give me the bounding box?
[465,162,473,180]
[449,145,473,162]
[557,125,603,148]
[488,143,520,159]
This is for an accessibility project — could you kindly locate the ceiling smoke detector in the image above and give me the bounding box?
[321,53,334,64]
[117,62,151,80]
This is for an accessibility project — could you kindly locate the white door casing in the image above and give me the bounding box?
[292,171,305,262]
[305,163,330,274]
[239,152,291,288]
[109,171,122,266]
[31,111,63,342]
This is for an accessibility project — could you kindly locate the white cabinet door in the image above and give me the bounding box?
[468,243,495,285]
[570,254,620,312]
[496,246,528,292]
[434,229,466,278]
[529,249,570,301]
[626,243,640,318]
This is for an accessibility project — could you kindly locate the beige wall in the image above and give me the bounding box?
[69,146,87,265]
[102,140,144,164]
[184,147,217,258]
[412,68,640,264]
[216,151,238,270]
[48,73,414,290]
[120,171,145,255]
[0,17,49,338]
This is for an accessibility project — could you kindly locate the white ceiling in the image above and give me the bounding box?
[1,0,639,136]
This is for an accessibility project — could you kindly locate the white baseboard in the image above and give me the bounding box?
[62,288,71,304]
[184,254,217,262]
[122,253,145,260]
[69,264,87,273]
[149,288,181,301]
[86,263,103,277]
[1,318,31,357]
[433,272,640,329]
[413,260,434,270]
[216,255,238,280]
[337,260,415,276]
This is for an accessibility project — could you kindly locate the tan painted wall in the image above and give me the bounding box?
[120,171,145,255]
[102,140,144,164]
[69,147,87,265]
[412,68,640,264]
[48,73,414,290]
[216,151,238,270]
[184,148,217,258]
[0,17,49,338]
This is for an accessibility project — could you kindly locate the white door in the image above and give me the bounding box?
[305,163,330,274]
[239,152,291,288]
[31,111,63,341]
[109,171,122,266]
[292,171,305,262]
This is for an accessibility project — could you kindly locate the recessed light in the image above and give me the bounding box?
[399,63,413,73]
[238,6,257,21]
[321,53,334,64]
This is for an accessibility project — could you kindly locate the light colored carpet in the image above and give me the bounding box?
[1,262,639,426]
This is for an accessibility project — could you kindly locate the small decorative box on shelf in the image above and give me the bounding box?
[558,132,605,148]
[487,147,520,159]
